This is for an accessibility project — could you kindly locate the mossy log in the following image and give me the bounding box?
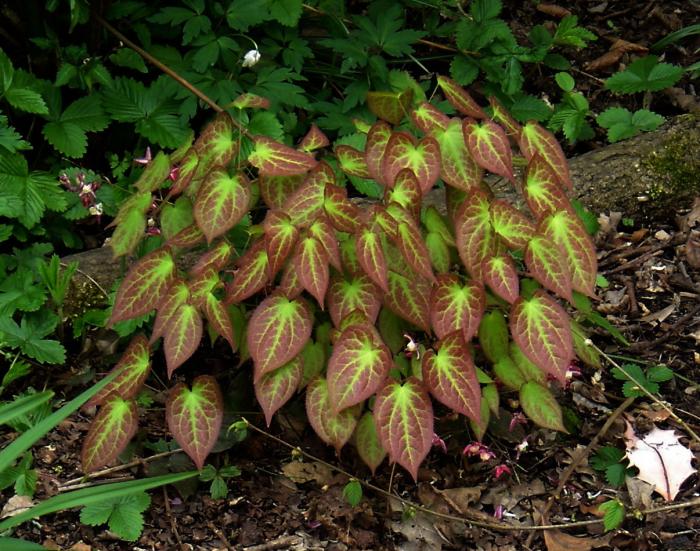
[62,114,700,315]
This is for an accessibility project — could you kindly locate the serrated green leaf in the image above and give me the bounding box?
[605,56,683,93]
[342,479,363,506]
[4,88,48,115]
[80,491,151,541]
[599,499,625,532]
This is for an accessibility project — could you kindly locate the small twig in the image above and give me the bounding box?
[163,485,186,550]
[604,249,665,275]
[525,396,635,546]
[594,344,700,445]
[626,302,700,353]
[207,520,234,550]
[242,535,303,550]
[242,418,700,532]
[62,263,109,300]
[58,475,134,492]
[59,449,183,488]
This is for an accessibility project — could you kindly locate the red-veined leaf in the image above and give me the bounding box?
[255,357,303,426]
[193,169,250,243]
[264,210,299,278]
[396,219,435,282]
[366,89,413,125]
[524,154,573,218]
[248,294,313,378]
[385,168,421,219]
[327,273,382,328]
[166,375,223,469]
[309,216,341,271]
[327,325,392,413]
[110,248,175,324]
[335,145,371,179]
[168,148,199,197]
[187,267,220,307]
[385,270,431,332]
[324,183,362,233]
[411,102,450,134]
[382,132,441,193]
[525,236,573,301]
[82,395,138,472]
[109,200,148,259]
[356,227,388,292]
[520,381,567,432]
[489,200,536,250]
[164,302,203,377]
[478,310,510,363]
[354,411,386,474]
[464,119,516,184]
[193,112,237,169]
[510,290,574,384]
[167,223,205,248]
[204,293,235,349]
[519,121,573,190]
[432,118,483,192]
[282,161,333,227]
[259,174,304,209]
[190,240,232,276]
[482,254,520,304]
[374,377,433,481]
[151,279,190,344]
[370,204,398,241]
[232,93,270,109]
[225,240,270,303]
[298,123,329,152]
[455,190,494,281]
[422,332,481,423]
[365,121,392,186]
[293,235,330,308]
[248,136,317,176]
[88,335,150,407]
[279,260,304,298]
[306,377,360,452]
[336,310,380,337]
[437,76,486,118]
[488,96,521,137]
[539,212,597,296]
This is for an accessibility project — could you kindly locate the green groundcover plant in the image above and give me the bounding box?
[84,70,601,481]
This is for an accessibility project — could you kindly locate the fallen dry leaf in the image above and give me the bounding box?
[0,494,35,518]
[536,3,572,17]
[281,460,334,486]
[544,529,611,551]
[686,229,700,269]
[624,421,696,501]
[585,39,647,71]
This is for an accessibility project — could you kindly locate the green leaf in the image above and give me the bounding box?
[4,88,48,115]
[553,15,596,48]
[342,479,363,506]
[0,314,66,364]
[0,391,53,426]
[354,411,386,474]
[605,55,683,93]
[599,499,625,532]
[520,381,566,432]
[0,115,30,154]
[555,72,575,92]
[0,472,197,532]
[80,491,150,541]
[269,0,303,26]
[596,107,664,142]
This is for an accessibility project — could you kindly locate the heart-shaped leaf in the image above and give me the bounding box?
[411,102,450,134]
[298,123,329,152]
[365,121,392,186]
[455,190,494,281]
[193,112,237,170]
[88,334,151,407]
[385,269,431,332]
[293,235,330,308]
[423,332,481,423]
[489,200,536,250]
[248,294,313,379]
[464,119,515,184]
[324,183,362,233]
[204,293,235,349]
[164,302,203,377]
[193,169,250,243]
[327,325,392,413]
[335,145,371,179]
[510,290,573,384]
[382,132,440,193]
[110,248,176,324]
[226,240,270,304]
[482,254,519,304]
[259,174,304,209]
[82,395,138,472]
[432,118,483,192]
[166,375,223,469]
[524,154,573,218]
[327,273,382,329]
[264,211,299,278]
[488,96,522,137]
[356,227,389,292]
[519,121,573,190]
[525,236,573,301]
[255,357,303,426]
[366,89,413,125]
[437,76,486,118]
[374,377,433,481]
[306,377,361,452]
[248,136,317,176]
[430,274,486,341]
[282,161,333,227]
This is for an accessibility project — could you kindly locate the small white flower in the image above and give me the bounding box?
[89,203,103,216]
[242,49,261,67]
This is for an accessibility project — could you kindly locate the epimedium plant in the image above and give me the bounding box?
[81,72,601,481]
